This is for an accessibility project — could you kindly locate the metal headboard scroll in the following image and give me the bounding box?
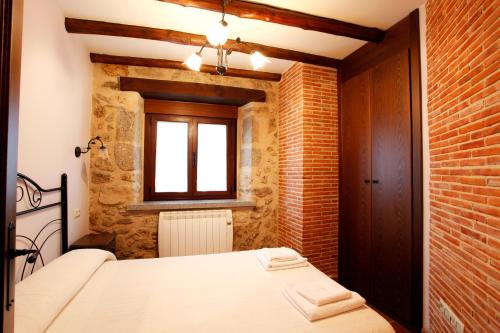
[12,173,68,278]
[6,173,68,309]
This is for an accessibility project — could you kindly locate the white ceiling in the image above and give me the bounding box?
[56,0,425,73]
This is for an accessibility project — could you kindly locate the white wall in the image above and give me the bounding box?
[16,0,91,279]
[419,4,430,332]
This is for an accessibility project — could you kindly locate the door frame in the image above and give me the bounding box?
[1,0,23,331]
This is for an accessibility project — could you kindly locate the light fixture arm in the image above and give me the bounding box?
[74,136,106,157]
[221,0,231,22]
[224,37,241,56]
[197,42,209,55]
[221,0,225,22]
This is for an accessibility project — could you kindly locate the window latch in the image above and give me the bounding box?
[192,152,197,167]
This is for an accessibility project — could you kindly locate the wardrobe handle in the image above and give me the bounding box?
[364,179,370,184]
[372,180,379,184]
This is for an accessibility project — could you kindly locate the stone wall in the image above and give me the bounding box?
[89,63,279,258]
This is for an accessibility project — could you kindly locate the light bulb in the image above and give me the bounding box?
[98,146,109,159]
[250,51,271,70]
[206,20,229,46]
[183,52,202,71]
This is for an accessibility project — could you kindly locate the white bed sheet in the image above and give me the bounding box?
[46,250,394,333]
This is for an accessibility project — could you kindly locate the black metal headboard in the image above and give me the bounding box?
[14,173,68,280]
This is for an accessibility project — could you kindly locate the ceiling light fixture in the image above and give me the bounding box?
[183,51,203,71]
[183,0,270,75]
[206,20,229,47]
[250,51,271,70]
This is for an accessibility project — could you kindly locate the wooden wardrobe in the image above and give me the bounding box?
[339,11,422,332]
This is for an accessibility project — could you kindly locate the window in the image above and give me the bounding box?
[144,100,236,200]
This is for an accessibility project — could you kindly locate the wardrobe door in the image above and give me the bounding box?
[340,70,372,297]
[370,50,413,323]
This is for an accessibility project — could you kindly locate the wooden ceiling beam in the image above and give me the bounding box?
[119,77,266,106]
[158,0,385,43]
[90,53,282,81]
[65,18,340,68]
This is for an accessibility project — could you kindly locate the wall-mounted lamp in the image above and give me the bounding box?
[74,136,107,158]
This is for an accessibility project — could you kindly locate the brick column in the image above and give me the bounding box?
[279,63,339,278]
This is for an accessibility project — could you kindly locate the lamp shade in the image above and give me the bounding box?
[183,52,202,71]
[250,51,271,70]
[206,20,229,46]
[98,146,109,159]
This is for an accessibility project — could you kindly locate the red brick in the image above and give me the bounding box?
[279,63,339,278]
[427,0,500,332]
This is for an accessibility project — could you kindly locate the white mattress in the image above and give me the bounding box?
[42,250,394,333]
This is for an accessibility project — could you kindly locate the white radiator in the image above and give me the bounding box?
[158,210,233,257]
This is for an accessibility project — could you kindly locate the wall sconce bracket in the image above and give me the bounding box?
[74,136,106,158]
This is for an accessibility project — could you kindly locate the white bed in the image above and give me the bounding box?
[15,249,395,333]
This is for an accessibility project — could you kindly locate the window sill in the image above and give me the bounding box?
[126,199,256,212]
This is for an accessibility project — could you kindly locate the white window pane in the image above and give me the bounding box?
[197,123,227,192]
[155,121,188,192]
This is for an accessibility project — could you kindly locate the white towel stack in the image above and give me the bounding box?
[283,279,365,321]
[256,247,308,271]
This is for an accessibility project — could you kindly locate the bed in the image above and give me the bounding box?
[15,249,395,333]
[14,173,394,333]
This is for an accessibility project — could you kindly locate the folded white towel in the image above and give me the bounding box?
[296,279,352,306]
[283,287,365,322]
[260,247,299,262]
[256,252,308,271]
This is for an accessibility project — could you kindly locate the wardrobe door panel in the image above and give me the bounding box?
[340,70,372,297]
[370,50,413,323]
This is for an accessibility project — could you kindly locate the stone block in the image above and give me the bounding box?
[91,171,111,184]
[114,143,140,171]
[253,186,272,198]
[93,98,106,118]
[93,157,115,172]
[102,64,129,77]
[240,148,261,167]
[116,109,137,141]
[98,185,129,205]
[102,81,119,90]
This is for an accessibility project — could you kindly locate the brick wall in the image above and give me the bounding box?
[279,63,339,278]
[426,0,499,332]
[279,63,305,252]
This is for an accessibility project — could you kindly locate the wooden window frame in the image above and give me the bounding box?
[144,100,237,201]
